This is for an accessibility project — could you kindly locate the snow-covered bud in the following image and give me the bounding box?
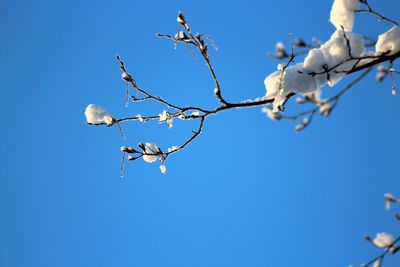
[167,146,180,153]
[85,104,115,126]
[295,117,310,132]
[262,107,281,121]
[175,30,190,42]
[376,71,386,82]
[295,38,307,48]
[319,102,333,117]
[159,110,173,129]
[121,72,132,82]
[202,43,208,54]
[377,65,387,72]
[295,97,306,105]
[312,37,322,47]
[160,163,167,174]
[177,12,188,28]
[190,111,200,117]
[373,233,394,248]
[121,146,137,154]
[275,42,285,53]
[197,37,206,53]
[274,42,288,59]
[376,65,388,82]
[372,260,381,267]
[384,193,400,210]
[183,31,190,40]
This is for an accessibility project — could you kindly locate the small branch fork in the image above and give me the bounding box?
[360,236,400,267]
[356,0,400,28]
[90,4,399,172]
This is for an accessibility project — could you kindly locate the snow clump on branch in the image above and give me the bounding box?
[142,143,161,163]
[376,26,400,55]
[265,30,365,111]
[373,232,395,248]
[85,104,115,126]
[329,0,359,32]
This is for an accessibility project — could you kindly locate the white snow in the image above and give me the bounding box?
[376,27,400,55]
[305,30,365,85]
[373,233,394,248]
[85,104,114,126]
[264,30,365,111]
[262,107,281,120]
[159,110,173,128]
[121,72,131,81]
[160,163,167,174]
[330,0,359,32]
[142,143,160,163]
[168,146,180,153]
[319,102,332,116]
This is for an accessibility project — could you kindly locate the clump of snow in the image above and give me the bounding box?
[121,72,132,82]
[376,27,400,55]
[265,30,365,111]
[85,104,114,126]
[160,163,167,174]
[330,0,359,32]
[265,63,320,111]
[167,146,180,153]
[373,233,394,248]
[305,30,365,85]
[159,110,173,129]
[142,143,161,163]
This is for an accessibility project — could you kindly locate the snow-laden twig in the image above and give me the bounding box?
[86,1,399,173]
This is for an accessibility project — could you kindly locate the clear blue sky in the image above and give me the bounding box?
[1,0,399,266]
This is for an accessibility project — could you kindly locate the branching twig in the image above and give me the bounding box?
[87,7,399,173]
[356,0,400,27]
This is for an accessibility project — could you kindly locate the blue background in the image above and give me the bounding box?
[1,0,399,266]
